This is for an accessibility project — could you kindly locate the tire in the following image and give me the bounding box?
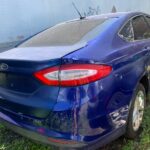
[126,83,146,139]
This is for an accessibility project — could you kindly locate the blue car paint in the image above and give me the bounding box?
[0,58,62,118]
[0,12,150,149]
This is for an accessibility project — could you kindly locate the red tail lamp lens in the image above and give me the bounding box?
[34,64,112,86]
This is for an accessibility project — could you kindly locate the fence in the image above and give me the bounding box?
[0,0,149,49]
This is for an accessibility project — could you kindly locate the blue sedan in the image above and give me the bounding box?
[0,12,150,149]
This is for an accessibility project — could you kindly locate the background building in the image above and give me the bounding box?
[0,0,150,49]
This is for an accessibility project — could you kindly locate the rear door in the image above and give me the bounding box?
[131,15,150,76]
[132,15,150,51]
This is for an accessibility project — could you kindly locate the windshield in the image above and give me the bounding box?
[20,17,117,47]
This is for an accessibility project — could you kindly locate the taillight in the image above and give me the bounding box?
[34,64,112,86]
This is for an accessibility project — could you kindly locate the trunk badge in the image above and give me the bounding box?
[0,63,8,71]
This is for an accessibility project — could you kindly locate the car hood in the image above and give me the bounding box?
[0,42,87,61]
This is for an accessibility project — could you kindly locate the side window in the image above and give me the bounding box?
[119,21,134,42]
[145,16,150,27]
[132,16,150,40]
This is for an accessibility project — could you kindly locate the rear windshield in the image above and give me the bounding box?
[20,18,117,47]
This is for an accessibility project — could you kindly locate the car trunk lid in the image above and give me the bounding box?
[0,57,61,118]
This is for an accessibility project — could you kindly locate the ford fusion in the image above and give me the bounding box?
[0,12,150,149]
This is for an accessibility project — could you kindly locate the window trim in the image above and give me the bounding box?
[118,20,134,42]
[118,14,150,43]
[144,15,150,28]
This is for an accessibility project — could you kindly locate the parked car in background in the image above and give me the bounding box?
[0,12,150,149]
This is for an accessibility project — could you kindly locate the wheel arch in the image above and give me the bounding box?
[128,72,149,111]
[139,74,149,101]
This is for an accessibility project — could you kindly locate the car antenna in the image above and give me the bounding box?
[72,2,86,20]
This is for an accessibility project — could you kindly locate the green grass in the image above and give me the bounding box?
[0,124,52,150]
[0,106,150,150]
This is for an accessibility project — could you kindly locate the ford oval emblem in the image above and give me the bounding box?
[0,63,9,71]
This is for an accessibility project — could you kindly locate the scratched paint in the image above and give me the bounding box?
[0,0,150,49]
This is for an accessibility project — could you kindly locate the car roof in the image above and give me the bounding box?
[86,12,130,19]
[64,12,147,24]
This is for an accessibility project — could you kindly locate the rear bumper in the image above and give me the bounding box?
[0,78,129,149]
[0,118,86,149]
[0,92,129,149]
[0,116,126,150]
